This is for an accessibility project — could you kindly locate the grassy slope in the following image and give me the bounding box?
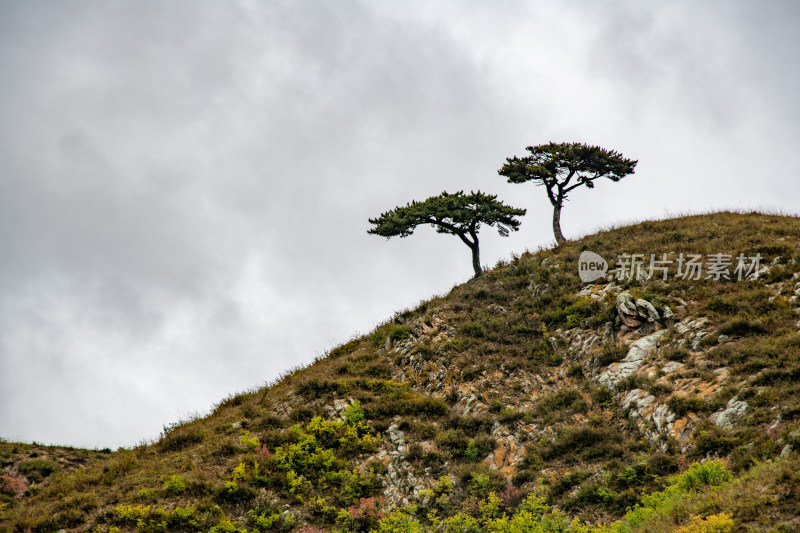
[2,212,800,532]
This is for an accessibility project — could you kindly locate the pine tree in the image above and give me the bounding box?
[368,191,526,278]
[499,142,637,244]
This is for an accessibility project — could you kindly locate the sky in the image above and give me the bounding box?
[1,1,798,449]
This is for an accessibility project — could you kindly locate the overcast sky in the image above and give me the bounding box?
[1,1,798,449]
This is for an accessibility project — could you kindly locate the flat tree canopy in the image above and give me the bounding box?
[499,142,637,244]
[368,190,526,278]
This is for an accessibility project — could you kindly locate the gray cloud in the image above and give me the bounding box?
[0,1,798,448]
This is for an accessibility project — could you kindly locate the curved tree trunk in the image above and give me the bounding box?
[470,243,482,278]
[552,203,566,245]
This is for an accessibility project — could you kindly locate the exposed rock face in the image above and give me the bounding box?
[599,330,665,392]
[369,271,793,504]
[710,397,749,428]
[379,424,428,506]
[486,424,525,478]
[622,388,656,419]
[578,281,623,300]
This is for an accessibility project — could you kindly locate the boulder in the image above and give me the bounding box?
[709,397,748,428]
[616,292,661,328]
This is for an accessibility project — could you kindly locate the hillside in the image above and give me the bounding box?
[3,212,800,532]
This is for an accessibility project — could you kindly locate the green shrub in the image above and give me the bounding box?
[297,379,349,399]
[445,415,494,434]
[591,386,615,409]
[527,339,562,366]
[677,460,732,490]
[690,429,740,458]
[436,430,495,461]
[667,395,711,417]
[567,363,584,378]
[362,364,393,379]
[718,317,768,338]
[213,481,256,504]
[328,338,361,359]
[547,470,591,500]
[342,400,366,425]
[158,426,204,453]
[163,475,187,495]
[705,297,739,315]
[405,443,425,462]
[18,459,58,483]
[541,426,623,463]
[598,342,628,367]
[454,466,505,499]
[249,509,295,532]
[388,325,412,342]
[365,397,449,419]
[215,441,239,457]
[509,322,541,337]
[535,388,586,422]
[568,482,616,508]
[665,347,689,362]
[459,322,487,338]
[290,406,316,422]
[511,469,538,487]
[464,440,480,462]
[210,518,249,533]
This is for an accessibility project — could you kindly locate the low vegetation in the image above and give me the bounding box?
[3,212,800,531]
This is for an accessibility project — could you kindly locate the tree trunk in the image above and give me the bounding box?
[552,202,566,244]
[470,243,482,278]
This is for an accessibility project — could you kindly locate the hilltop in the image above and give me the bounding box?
[2,212,800,532]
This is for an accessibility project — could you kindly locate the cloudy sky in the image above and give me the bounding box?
[1,1,798,449]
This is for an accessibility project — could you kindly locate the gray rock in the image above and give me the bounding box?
[718,334,730,344]
[662,361,684,374]
[623,389,655,419]
[616,292,640,326]
[780,444,793,458]
[231,422,242,430]
[691,331,709,351]
[663,306,674,319]
[652,404,676,433]
[528,282,551,297]
[709,397,748,428]
[463,394,478,416]
[616,292,661,328]
[599,330,665,392]
[635,299,661,323]
[333,399,350,414]
[387,424,406,448]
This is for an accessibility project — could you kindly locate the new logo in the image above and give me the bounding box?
[578,251,608,283]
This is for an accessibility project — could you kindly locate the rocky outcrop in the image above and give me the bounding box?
[616,292,660,330]
[485,424,525,478]
[378,424,427,506]
[709,397,748,428]
[599,330,665,392]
